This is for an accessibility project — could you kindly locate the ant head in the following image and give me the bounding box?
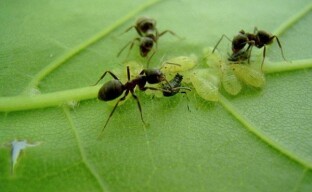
[98,80,124,101]
[143,69,165,84]
[140,37,154,57]
[228,50,249,62]
[136,17,156,34]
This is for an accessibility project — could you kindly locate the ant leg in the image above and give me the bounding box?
[212,34,232,53]
[126,66,131,81]
[261,46,266,70]
[146,49,156,68]
[273,36,287,62]
[119,25,135,36]
[246,44,254,64]
[143,86,172,93]
[98,90,129,139]
[130,90,146,125]
[93,71,120,86]
[117,37,140,58]
[158,30,183,39]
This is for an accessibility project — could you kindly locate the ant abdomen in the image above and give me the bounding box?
[98,80,124,101]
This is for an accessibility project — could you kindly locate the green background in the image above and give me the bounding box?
[0,0,312,191]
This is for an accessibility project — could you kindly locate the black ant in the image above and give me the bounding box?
[93,66,173,137]
[212,27,287,68]
[117,17,180,66]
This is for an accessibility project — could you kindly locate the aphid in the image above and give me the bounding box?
[161,73,191,111]
[118,16,180,66]
[160,55,197,74]
[190,69,220,102]
[212,27,287,68]
[231,64,265,88]
[204,47,241,95]
[93,66,172,137]
[220,63,242,95]
[162,73,191,97]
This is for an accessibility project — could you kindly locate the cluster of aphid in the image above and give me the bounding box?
[94,16,287,138]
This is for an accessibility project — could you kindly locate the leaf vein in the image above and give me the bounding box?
[219,95,312,169]
[62,107,110,192]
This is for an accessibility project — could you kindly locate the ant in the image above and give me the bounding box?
[212,27,287,68]
[117,16,180,66]
[93,65,173,137]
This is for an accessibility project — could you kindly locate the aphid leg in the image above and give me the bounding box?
[180,91,191,112]
[117,37,140,58]
[212,34,232,53]
[97,90,129,139]
[254,27,258,34]
[273,36,287,62]
[93,71,119,86]
[130,90,146,126]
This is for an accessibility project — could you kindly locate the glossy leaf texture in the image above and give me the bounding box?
[0,0,312,191]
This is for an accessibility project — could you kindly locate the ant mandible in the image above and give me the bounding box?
[117,17,180,66]
[212,27,287,68]
[93,65,173,137]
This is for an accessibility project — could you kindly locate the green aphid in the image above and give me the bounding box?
[231,64,265,88]
[190,69,220,102]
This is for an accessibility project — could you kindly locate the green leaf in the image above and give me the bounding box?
[1,0,312,191]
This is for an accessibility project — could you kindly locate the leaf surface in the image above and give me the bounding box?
[1,0,312,191]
